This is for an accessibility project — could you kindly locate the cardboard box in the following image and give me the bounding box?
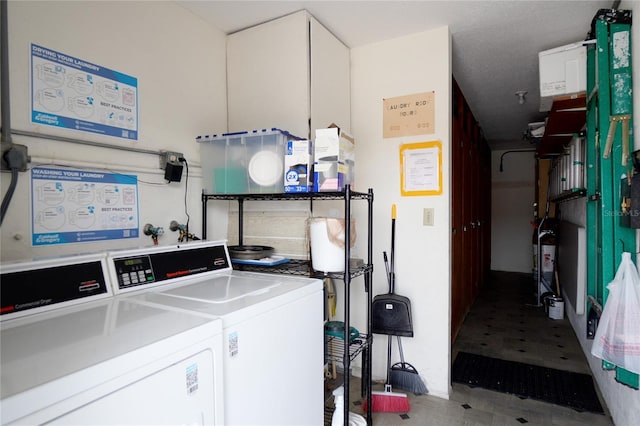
[539,42,586,111]
[313,124,355,192]
[284,139,313,193]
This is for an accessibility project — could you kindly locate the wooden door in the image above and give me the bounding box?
[462,101,475,313]
[451,81,465,340]
[451,78,491,342]
[470,125,482,300]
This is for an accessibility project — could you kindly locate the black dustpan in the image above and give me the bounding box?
[372,291,413,336]
[372,206,413,337]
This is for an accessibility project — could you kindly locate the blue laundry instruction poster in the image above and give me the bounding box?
[31,167,139,246]
[30,44,138,140]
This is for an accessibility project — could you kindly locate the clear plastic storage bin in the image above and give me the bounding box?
[197,129,303,194]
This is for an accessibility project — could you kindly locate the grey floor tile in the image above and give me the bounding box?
[331,271,612,426]
[462,406,495,424]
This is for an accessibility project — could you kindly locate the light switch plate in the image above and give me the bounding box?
[423,208,434,226]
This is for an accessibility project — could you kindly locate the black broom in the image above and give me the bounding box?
[390,335,428,395]
[385,206,428,395]
[365,205,410,413]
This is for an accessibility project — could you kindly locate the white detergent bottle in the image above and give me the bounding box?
[331,385,367,426]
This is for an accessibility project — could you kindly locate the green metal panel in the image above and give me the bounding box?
[587,17,638,389]
[609,21,635,297]
[596,19,616,303]
[610,24,633,116]
[608,22,638,390]
[586,37,600,304]
[608,22,635,297]
[616,367,640,390]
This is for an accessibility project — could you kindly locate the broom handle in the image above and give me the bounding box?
[383,251,391,293]
[390,204,396,294]
[397,335,406,364]
[386,334,393,387]
[388,205,397,385]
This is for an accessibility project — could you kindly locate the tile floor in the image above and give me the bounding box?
[328,270,614,425]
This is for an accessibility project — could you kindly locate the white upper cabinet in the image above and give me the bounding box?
[227,11,350,140]
[309,16,351,137]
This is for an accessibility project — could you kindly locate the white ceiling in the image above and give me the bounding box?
[177,0,613,150]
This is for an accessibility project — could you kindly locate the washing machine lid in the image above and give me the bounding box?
[0,296,222,424]
[126,270,323,325]
[159,274,281,303]
[107,241,322,325]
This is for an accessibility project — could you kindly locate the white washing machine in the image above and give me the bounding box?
[108,240,325,426]
[0,252,224,426]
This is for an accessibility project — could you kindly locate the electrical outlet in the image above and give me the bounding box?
[159,151,183,170]
[423,208,434,226]
[1,144,30,172]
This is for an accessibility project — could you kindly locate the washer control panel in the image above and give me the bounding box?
[110,242,231,293]
[113,256,155,288]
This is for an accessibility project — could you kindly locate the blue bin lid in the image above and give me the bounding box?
[196,128,305,142]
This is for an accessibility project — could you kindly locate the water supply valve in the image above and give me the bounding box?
[170,220,200,242]
[143,223,164,245]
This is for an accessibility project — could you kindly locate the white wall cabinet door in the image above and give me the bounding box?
[309,16,351,136]
[227,11,350,139]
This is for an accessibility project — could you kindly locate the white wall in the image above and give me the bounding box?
[1,1,228,261]
[351,27,452,399]
[491,149,536,273]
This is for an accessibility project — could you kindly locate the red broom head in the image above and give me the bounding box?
[361,391,410,413]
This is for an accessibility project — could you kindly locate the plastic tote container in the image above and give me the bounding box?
[309,217,356,272]
[197,128,304,194]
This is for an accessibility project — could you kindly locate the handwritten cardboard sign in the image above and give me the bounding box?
[383,91,435,138]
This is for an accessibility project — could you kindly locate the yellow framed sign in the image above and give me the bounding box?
[400,141,442,196]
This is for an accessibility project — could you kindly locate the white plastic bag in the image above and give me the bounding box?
[591,252,640,374]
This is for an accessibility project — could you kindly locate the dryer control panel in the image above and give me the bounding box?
[0,254,111,320]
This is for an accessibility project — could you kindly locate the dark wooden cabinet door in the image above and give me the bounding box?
[451,81,465,340]
[451,78,491,343]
